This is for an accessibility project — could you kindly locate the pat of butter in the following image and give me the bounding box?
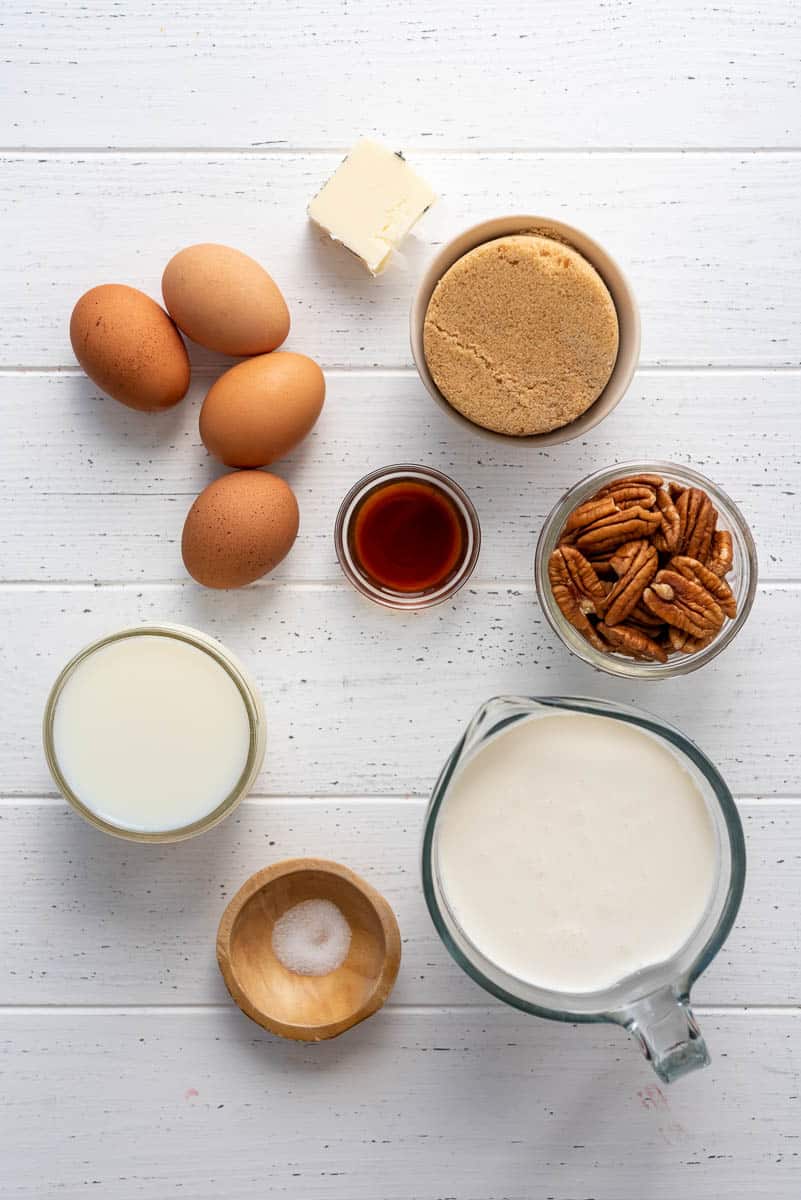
[308,139,436,275]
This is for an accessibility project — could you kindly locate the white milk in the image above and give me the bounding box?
[436,712,718,994]
[51,633,254,833]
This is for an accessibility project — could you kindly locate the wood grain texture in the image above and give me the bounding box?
[3,152,801,368]
[0,800,798,1008]
[0,370,793,582]
[1,584,796,798]
[4,1009,801,1200]
[2,1,799,150]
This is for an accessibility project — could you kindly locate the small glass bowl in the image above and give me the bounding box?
[334,464,481,611]
[43,624,266,842]
[534,462,758,679]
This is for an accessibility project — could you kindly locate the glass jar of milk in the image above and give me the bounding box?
[43,625,266,842]
[422,696,745,1083]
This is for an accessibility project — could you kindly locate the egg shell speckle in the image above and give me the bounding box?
[162,244,290,356]
[69,284,190,411]
[182,470,300,589]
[200,351,325,468]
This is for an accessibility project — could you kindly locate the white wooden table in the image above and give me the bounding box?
[2,3,800,1197]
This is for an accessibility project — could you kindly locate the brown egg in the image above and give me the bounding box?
[162,244,290,356]
[69,284,190,411]
[199,352,325,468]
[182,470,299,589]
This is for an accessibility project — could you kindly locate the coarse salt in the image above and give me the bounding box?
[271,898,352,976]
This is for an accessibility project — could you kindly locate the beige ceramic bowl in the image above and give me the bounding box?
[410,215,641,446]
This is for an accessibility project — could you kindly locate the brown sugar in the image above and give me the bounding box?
[423,235,620,436]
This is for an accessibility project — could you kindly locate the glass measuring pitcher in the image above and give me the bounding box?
[421,696,746,1083]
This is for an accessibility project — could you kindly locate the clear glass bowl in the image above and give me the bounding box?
[334,464,481,611]
[43,624,266,842]
[534,461,758,679]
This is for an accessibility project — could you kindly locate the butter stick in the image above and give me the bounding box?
[308,139,436,275]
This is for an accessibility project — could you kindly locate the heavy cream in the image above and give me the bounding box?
[435,712,718,994]
[50,631,257,835]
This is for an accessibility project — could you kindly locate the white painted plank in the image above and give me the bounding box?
[1,584,796,798]
[0,370,792,582]
[3,1009,801,1199]
[3,153,801,368]
[0,800,797,1008]
[3,1,799,150]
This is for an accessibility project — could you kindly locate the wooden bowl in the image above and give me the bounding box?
[216,858,402,1041]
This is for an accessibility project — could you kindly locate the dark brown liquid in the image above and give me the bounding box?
[349,479,467,593]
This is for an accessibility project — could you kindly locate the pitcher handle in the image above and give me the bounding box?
[624,986,710,1083]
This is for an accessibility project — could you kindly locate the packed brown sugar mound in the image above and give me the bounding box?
[423,235,619,436]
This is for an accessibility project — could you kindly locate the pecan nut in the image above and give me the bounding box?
[609,539,646,578]
[585,553,617,578]
[669,555,737,619]
[676,488,717,562]
[651,487,681,554]
[629,601,665,629]
[559,545,609,613]
[563,495,618,536]
[603,542,659,626]
[682,632,718,653]
[642,569,725,639]
[575,506,661,554]
[597,473,664,493]
[597,484,657,510]
[707,529,734,577]
[548,548,606,650]
[597,621,668,663]
[666,626,690,653]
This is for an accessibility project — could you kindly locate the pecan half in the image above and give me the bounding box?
[548,548,606,650]
[560,545,609,613]
[603,542,659,626]
[642,569,725,639]
[651,487,681,553]
[670,555,737,619]
[597,473,664,493]
[630,601,666,628]
[707,529,734,577]
[676,488,717,562]
[586,553,617,577]
[563,495,618,535]
[666,626,690,653]
[597,622,668,663]
[598,484,657,510]
[682,632,718,653]
[674,488,693,548]
[609,539,646,577]
[575,506,661,554]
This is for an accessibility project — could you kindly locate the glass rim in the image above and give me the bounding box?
[421,694,747,1025]
[42,623,266,843]
[333,463,481,611]
[534,460,758,679]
